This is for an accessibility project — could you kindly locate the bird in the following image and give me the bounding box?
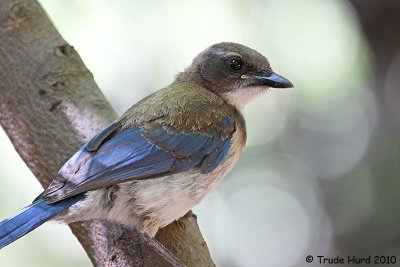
[0,42,292,266]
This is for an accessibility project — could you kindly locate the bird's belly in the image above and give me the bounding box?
[109,148,241,234]
[62,130,245,236]
[121,167,230,227]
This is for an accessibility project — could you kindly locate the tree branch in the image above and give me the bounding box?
[0,1,215,266]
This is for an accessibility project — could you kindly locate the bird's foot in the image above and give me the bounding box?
[139,232,187,267]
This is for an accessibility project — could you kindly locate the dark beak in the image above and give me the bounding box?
[251,70,293,88]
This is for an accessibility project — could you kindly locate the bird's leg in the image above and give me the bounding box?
[139,232,187,267]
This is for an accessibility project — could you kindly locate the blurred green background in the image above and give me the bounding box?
[1,0,399,266]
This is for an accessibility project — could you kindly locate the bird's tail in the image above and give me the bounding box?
[0,194,84,249]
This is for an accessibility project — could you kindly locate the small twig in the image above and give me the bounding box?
[139,232,187,267]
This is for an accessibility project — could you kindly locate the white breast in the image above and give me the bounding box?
[110,129,245,235]
[61,129,245,237]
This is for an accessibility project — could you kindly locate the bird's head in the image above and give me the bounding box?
[179,42,293,109]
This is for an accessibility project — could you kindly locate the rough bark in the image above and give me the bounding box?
[0,1,215,266]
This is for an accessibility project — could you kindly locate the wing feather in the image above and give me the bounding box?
[43,119,235,203]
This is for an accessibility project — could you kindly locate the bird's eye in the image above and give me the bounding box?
[228,58,243,71]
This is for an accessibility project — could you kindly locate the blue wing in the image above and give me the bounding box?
[43,119,234,203]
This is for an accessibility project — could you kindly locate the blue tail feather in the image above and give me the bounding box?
[0,194,84,249]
